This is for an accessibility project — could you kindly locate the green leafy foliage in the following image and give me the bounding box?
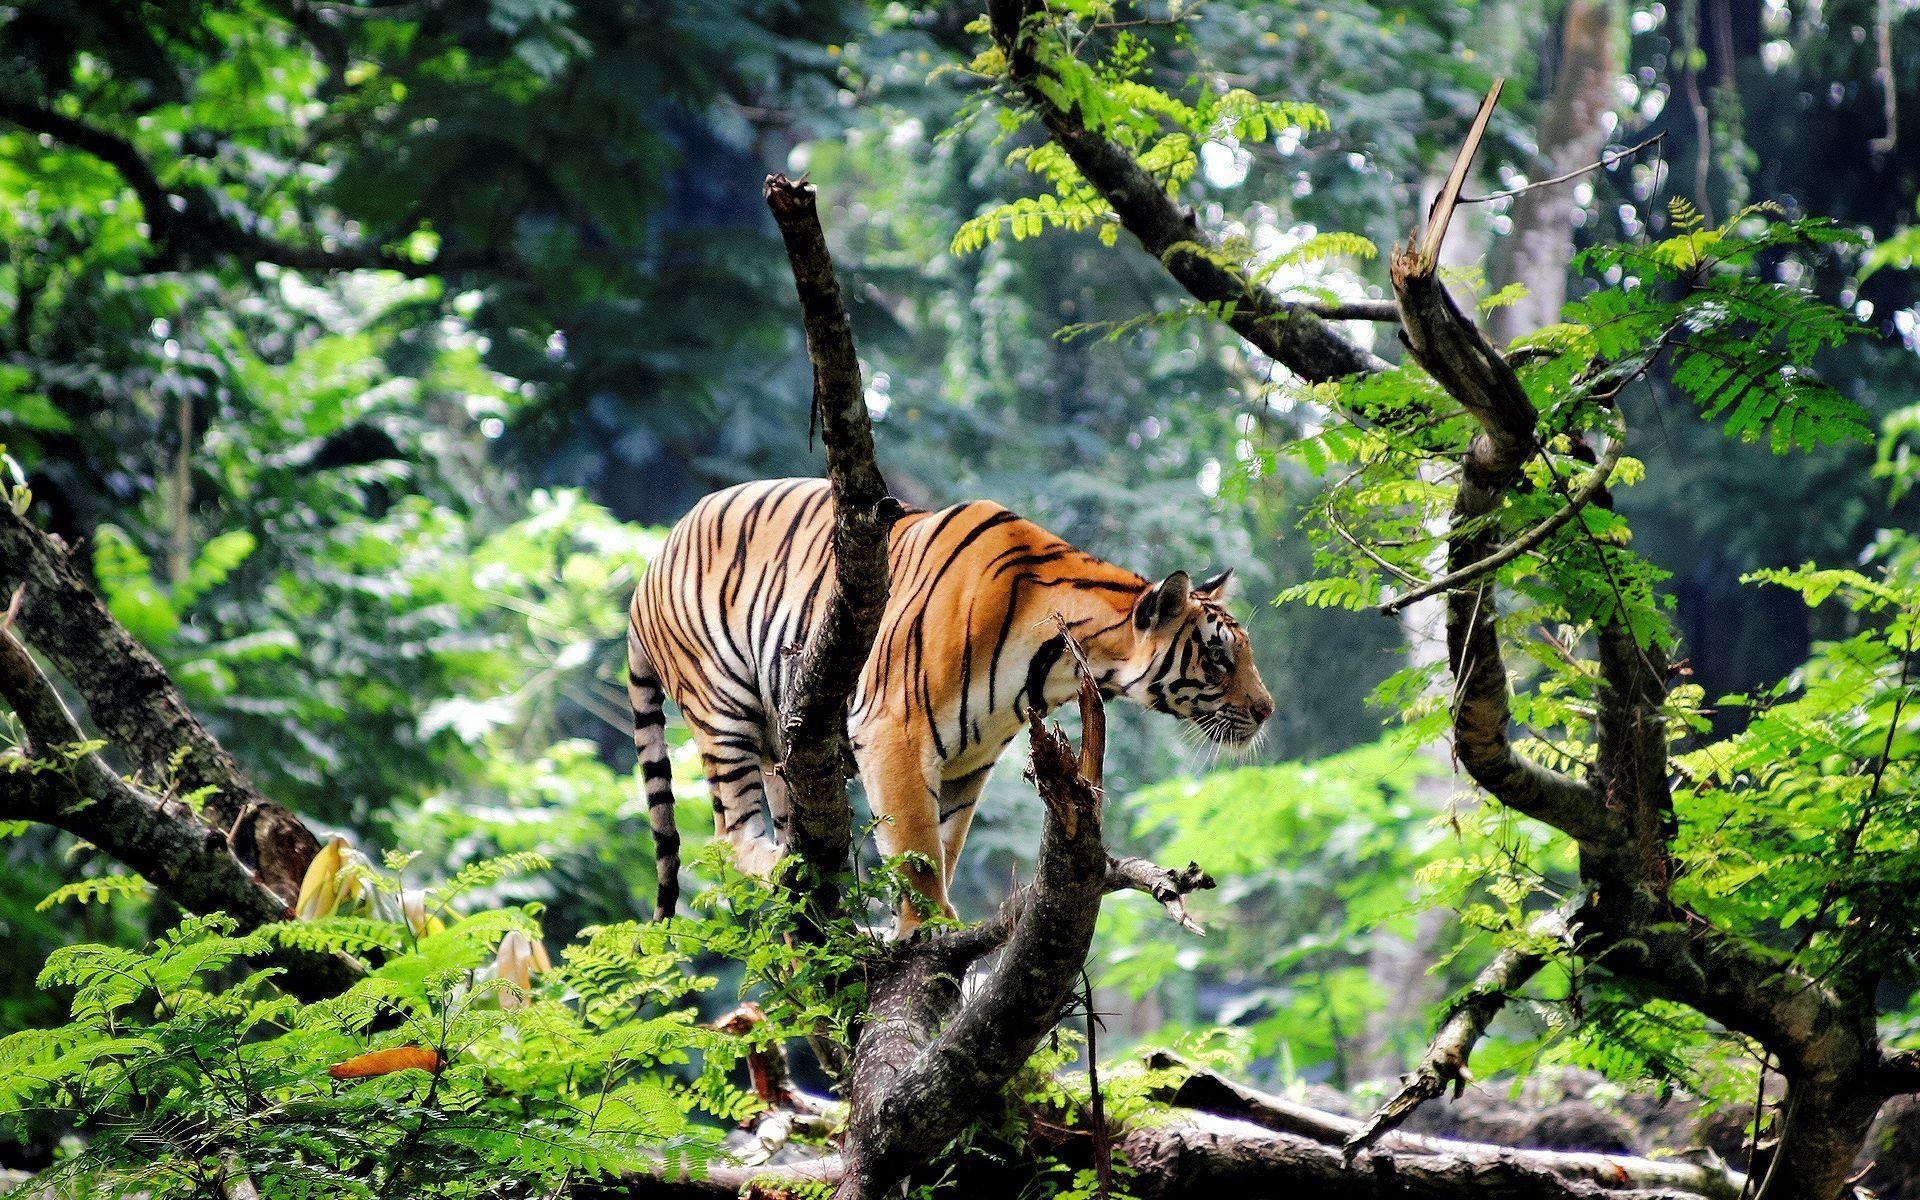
[1278,209,1868,664]
[3,0,1917,1180]
[1670,548,1920,986]
[0,850,905,1197]
[1568,203,1871,454]
[1093,738,1572,1082]
[954,12,1325,277]
[34,875,151,913]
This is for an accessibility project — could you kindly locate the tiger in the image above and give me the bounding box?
[627,477,1274,930]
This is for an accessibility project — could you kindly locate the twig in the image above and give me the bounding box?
[1103,856,1213,935]
[1379,411,1627,615]
[1329,509,1424,588]
[1460,134,1666,206]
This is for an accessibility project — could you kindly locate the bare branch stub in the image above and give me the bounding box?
[762,173,901,917]
[1419,79,1505,263]
[1105,856,1214,935]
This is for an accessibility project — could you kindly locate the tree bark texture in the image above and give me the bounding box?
[0,500,316,899]
[836,709,1111,1200]
[763,173,901,917]
[0,627,355,999]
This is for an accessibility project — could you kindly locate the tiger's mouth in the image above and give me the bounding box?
[1193,707,1263,746]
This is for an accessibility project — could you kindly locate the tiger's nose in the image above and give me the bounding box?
[1250,696,1274,723]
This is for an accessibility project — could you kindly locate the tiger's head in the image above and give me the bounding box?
[1112,569,1274,747]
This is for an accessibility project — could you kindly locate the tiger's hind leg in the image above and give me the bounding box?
[688,711,783,880]
[937,766,992,887]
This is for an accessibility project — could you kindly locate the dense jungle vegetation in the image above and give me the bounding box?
[1,0,1919,1197]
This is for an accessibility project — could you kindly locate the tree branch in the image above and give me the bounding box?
[763,173,901,919]
[984,0,1386,383]
[1149,1055,1741,1198]
[1346,899,1581,1155]
[1380,412,1627,615]
[0,628,355,998]
[837,705,1111,1199]
[0,503,317,901]
[1300,298,1404,323]
[1391,100,1888,1200]
[1122,1112,1741,1200]
[1387,245,1609,845]
[0,98,180,250]
[0,98,485,279]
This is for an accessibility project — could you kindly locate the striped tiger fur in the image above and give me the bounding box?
[627,477,1274,928]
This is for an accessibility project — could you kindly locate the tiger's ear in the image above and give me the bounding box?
[1133,571,1192,633]
[1195,568,1235,600]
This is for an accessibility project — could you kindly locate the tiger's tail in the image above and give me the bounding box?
[628,632,680,920]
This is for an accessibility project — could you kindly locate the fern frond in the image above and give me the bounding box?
[37,874,150,911]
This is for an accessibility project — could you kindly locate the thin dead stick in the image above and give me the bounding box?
[1460,133,1665,206]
